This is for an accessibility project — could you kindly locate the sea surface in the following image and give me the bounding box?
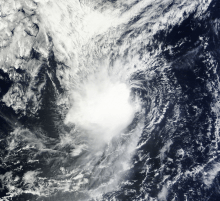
[1,0,220,200]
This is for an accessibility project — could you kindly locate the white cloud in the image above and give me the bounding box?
[64,68,136,143]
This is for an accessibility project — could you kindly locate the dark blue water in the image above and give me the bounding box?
[1,0,220,200]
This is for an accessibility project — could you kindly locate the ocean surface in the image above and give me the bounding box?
[1,0,220,200]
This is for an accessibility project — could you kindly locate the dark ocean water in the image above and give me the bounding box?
[1,0,220,200]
